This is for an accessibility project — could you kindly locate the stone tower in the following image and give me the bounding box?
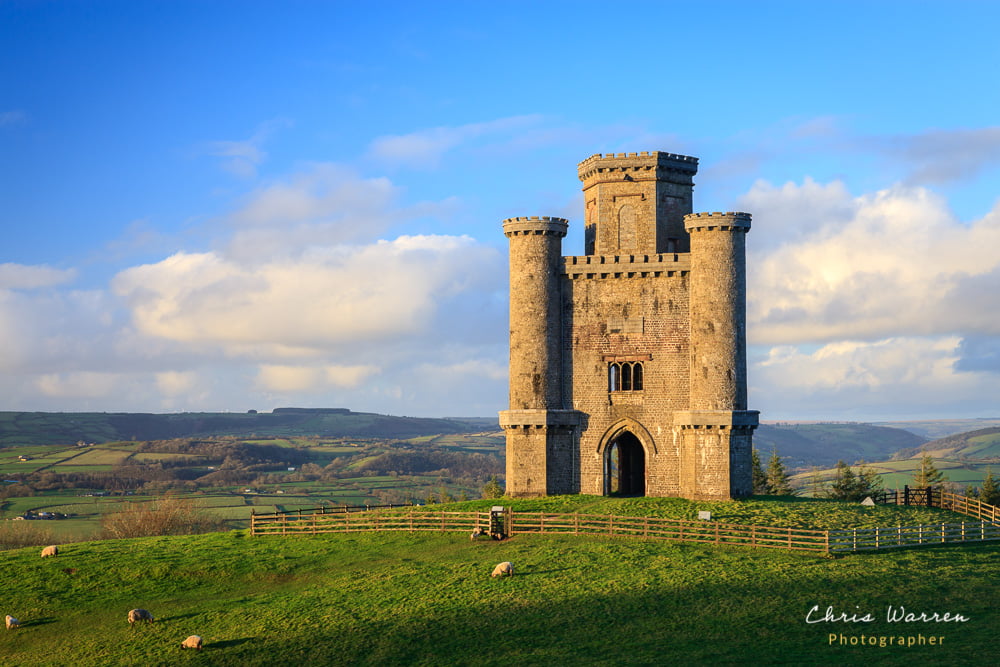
[500,151,759,500]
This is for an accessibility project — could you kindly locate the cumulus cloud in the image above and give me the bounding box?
[742,181,1000,344]
[255,364,379,392]
[0,263,76,290]
[112,234,505,358]
[367,115,543,168]
[219,162,461,260]
[155,370,199,396]
[740,177,1000,418]
[35,371,124,399]
[751,336,1000,419]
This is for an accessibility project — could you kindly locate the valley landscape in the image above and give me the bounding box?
[3,412,1000,665]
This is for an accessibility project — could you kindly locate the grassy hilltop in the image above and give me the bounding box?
[3,497,999,666]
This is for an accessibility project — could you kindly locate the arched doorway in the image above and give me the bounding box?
[605,431,645,496]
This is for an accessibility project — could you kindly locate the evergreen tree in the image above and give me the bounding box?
[807,467,826,499]
[826,460,858,501]
[855,460,884,501]
[751,449,769,494]
[964,484,979,499]
[481,475,504,500]
[980,469,1000,506]
[913,454,946,487]
[765,449,795,495]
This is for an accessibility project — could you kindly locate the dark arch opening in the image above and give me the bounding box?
[606,431,646,496]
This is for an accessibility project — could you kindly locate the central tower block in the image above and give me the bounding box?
[577,151,698,255]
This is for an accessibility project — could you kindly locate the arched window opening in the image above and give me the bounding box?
[609,361,643,392]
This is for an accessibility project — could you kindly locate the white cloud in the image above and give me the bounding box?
[112,234,504,358]
[0,263,76,290]
[219,162,462,260]
[203,118,293,178]
[155,370,198,396]
[366,115,544,168]
[35,371,123,399]
[751,336,1000,419]
[743,180,1000,344]
[255,364,379,392]
[875,126,1000,185]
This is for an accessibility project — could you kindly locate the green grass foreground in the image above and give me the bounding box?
[3,519,999,665]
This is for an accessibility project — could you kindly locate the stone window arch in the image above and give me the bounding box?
[608,361,643,392]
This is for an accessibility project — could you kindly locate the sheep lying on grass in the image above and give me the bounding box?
[5,615,19,630]
[40,545,58,558]
[181,635,203,650]
[491,561,514,577]
[127,609,154,627]
[470,528,484,541]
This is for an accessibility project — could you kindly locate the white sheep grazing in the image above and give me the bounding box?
[127,608,154,626]
[491,561,514,577]
[5,615,20,630]
[181,635,203,650]
[40,545,58,558]
[470,528,484,541]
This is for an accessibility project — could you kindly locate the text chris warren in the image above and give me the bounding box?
[805,605,969,624]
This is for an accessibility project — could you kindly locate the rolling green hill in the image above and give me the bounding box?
[2,498,998,665]
[891,427,1000,461]
[0,409,495,448]
[755,423,926,469]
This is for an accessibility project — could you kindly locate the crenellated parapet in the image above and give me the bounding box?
[503,216,568,238]
[684,211,751,233]
[577,151,698,184]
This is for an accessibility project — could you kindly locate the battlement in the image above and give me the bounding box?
[563,253,689,280]
[503,216,569,238]
[577,151,698,183]
[684,211,751,232]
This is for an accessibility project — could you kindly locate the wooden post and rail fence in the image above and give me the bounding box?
[249,489,1000,555]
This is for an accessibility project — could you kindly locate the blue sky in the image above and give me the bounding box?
[2,1,1000,420]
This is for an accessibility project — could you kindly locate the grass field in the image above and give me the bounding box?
[1,514,998,665]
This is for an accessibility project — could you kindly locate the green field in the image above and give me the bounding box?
[794,457,1000,495]
[1,509,998,665]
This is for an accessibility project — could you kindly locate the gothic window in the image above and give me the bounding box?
[609,362,644,392]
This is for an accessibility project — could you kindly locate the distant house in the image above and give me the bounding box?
[18,455,32,461]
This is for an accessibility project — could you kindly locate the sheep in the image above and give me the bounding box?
[127,608,154,627]
[40,545,58,558]
[470,528,484,541]
[180,635,203,650]
[5,615,20,630]
[491,561,514,577]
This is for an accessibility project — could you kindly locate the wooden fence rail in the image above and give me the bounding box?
[829,521,1000,552]
[249,492,1000,555]
[250,508,829,554]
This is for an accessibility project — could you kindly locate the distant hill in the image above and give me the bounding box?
[873,418,1000,440]
[0,409,498,447]
[890,427,1000,461]
[755,423,927,470]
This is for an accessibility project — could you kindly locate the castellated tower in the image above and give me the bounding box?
[500,151,759,501]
